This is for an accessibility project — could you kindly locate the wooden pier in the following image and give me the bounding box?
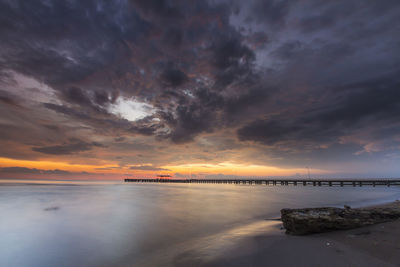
[124,178,400,187]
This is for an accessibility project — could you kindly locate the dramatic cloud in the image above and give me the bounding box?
[160,67,188,87]
[1,0,400,177]
[32,140,105,155]
[238,75,400,150]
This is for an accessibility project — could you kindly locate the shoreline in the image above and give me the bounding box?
[341,193,400,209]
[192,200,400,267]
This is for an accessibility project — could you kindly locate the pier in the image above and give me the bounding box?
[124,179,400,187]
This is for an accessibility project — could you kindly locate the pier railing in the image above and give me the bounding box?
[124,178,400,187]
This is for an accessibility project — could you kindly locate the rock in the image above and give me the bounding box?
[280,206,400,235]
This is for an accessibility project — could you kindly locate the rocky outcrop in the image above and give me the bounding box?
[281,205,400,235]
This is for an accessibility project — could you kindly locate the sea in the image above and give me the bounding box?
[1,179,400,267]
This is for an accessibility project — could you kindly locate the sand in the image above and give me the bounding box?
[194,201,400,267]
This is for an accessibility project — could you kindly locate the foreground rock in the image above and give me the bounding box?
[281,205,400,235]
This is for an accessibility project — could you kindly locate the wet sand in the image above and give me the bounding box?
[193,201,400,267]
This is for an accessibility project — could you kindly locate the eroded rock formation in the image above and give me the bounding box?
[281,205,400,235]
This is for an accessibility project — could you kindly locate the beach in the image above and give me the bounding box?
[197,201,400,267]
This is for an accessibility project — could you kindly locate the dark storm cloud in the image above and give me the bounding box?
[271,41,303,60]
[238,119,305,145]
[129,123,159,136]
[163,27,184,47]
[131,0,182,19]
[1,0,400,168]
[224,86,270,119]
[248,0,295,26]
[0,0,265,145]
[319,78,400,125]
[238,75,400,147]
[59,86,113,113]
[246,31,269,49]
[212,38,254,70]
[0,0,151,86]
[61,87,92,106]
[94,91,111,106]
[295,1,356,34]
[158,87,226,143]
[160,67,188,87]
[299,13,335,34]
[164,103,217,143]
[234,0,400,156]
[211,37,256,88]
[32,140,105,155]
[160,81,272,143]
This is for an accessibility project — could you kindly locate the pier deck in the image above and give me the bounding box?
[124,179,400,187]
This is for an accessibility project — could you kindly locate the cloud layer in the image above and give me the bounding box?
[1,0,400,177]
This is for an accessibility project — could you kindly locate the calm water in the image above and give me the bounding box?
[1,180,400,267]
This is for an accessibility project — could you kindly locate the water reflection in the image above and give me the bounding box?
[0,181,399,267]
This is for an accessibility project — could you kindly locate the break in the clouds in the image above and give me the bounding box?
[1,0,400,178]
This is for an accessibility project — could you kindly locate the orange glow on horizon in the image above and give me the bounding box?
[162,162,331,177]
[0,157,119,173]
[0,157,331,179]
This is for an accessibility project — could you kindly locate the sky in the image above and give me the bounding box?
[1,0,400,180]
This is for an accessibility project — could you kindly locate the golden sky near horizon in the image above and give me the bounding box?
[0,156,332,179]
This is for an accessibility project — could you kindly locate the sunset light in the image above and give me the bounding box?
[1,1,400,266]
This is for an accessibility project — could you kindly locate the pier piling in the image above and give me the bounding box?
[124,179,400,187]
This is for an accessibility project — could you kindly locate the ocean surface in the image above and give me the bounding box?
[1,179,400,267]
